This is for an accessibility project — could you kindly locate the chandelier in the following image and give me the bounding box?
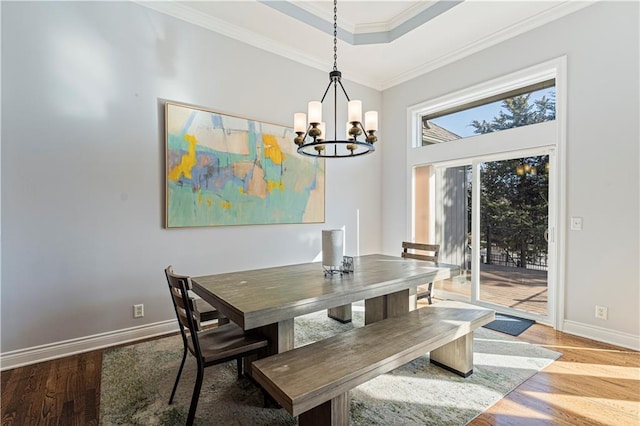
[293,0,378,158]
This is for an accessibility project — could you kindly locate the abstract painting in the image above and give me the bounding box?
[165,102,325,228]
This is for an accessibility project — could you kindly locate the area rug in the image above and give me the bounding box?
[100,307,561,425]
[482,313,536,336]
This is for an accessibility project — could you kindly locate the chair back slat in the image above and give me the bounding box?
[401,241,440,263]
[165,266,202,333]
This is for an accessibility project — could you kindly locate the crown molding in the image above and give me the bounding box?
[267,0,460,45]
[134,0,597,92]
[379,1,597,90]
[133,0,377,88]
[293,0,436,35]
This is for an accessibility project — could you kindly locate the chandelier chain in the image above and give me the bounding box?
[292,0,377,158]
[333,0,337,71]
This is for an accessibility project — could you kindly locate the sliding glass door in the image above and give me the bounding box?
[415,150,554,323]
[477,154,550,317]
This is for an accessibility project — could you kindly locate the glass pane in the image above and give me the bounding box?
[428,164,472,300]
[422,86,556,145]
[478,155,549,314]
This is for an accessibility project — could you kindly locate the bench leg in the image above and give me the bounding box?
[327,304,352,323]
[430,332,474,377]
[298,392,349,426]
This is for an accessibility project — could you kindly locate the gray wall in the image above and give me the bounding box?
[1,1,382,353]
[382,2,639,341]
[2,1,638,357]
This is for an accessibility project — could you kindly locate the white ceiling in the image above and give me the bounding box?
[138,0,594,90]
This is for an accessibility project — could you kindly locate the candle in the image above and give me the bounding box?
[322,229,344,268]
[308,101,322,124]
[294,113,307,133]
[365,111,378,131]
[348,100,362,123]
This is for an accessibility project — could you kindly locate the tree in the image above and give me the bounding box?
[471,93,554,268]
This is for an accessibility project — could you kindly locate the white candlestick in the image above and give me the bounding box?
[308,101,322,124]
[348,100,362,123]
[294,113,307,132]
[365,111,378,131]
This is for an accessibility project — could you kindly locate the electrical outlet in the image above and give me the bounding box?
[571,217,583,231]
[133,304,144,318]
[595,305,607,320]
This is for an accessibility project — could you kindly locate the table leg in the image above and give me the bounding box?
[408,287,418,311]
[430,332,474,377]
[256,319,294,354]
[327,304,352,323]
[364,289,409,325]
[245,319,294,375]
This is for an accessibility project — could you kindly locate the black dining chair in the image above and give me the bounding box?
[165,265,229,341]
[164,266,269,425]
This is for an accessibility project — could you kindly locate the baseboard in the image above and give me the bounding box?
[562,320,640,351]
[0,320,179,371]
[3,317,636,371]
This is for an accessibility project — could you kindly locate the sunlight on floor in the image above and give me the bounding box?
[355,375,501,409]
[483,397,552,420]
[543,360,640,379]
[537,344,639,355]
[521,390,640,421]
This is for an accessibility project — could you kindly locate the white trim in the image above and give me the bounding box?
[562,320,640,351]
[134,1,593,91]
[408,57,562,136]
[553,56,568,331]
[471,161,480,302]
[132,1,373,88]
[381,2,593,90]
[411,123,557,166]
[407,57,567,331]
[0,320,179,371]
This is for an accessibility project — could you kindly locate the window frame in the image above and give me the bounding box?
[406,56,567,330]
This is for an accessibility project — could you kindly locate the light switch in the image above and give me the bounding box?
[571,217,583,231]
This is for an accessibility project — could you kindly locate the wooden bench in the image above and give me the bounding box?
[251,300,494,426]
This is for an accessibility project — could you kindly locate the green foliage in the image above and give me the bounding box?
[470,93,554,267]
[471,93,556,134]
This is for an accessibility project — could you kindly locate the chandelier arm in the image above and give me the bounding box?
[336,79,351,102]
[320,80,334,104]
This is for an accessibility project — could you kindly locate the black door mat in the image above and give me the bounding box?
[482,313,535,336]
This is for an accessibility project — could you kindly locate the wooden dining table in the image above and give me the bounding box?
[191,254,460,357]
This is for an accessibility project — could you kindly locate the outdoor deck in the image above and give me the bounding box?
[436,263,548,315]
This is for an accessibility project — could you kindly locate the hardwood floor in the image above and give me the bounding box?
[469,324,640,425]
[2,317,638,425]
[1,351,102,425]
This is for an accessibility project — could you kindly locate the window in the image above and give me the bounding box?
[421,80,556,146]
[407,57,566,327]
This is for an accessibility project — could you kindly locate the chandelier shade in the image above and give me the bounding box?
[293,0,378,158]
